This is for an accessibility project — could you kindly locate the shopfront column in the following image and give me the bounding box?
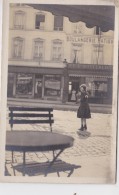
[62,66,69,103]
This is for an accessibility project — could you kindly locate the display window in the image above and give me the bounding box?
[86,77,108,98]
[16,73,33,96]
[44,75,61,97]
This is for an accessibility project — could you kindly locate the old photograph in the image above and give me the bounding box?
[0,0,118,184]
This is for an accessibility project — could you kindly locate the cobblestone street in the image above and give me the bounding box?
[5,110,115,183]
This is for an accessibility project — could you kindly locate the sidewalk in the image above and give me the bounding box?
[7,98,112,114]
[5,110,116,183]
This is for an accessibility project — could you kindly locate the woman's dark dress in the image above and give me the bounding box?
[77,92,91,119]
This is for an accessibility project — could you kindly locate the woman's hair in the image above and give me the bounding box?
[80,84,87,91]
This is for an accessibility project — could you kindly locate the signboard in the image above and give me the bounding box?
[67,35,113,45]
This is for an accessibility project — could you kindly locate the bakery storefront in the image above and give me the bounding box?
[67,64,113,104]
[7,66,64,101]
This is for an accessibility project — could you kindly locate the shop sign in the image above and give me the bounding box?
[67,35,113,45]
[45,80,60,90]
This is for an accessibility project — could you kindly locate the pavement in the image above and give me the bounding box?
[7,98,112,114]
[5,109,116,183]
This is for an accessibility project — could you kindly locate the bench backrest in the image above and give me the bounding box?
[9,107,54,132]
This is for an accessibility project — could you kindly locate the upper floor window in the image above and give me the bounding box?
[52,39,63,61]
[35,14,45,30]
[71,44,83,63]
[92,44,104,64]
[34,38,44,60]
[14,11,25,29]
[54,15,63,31]
[73,22,84,34]
[94,26,102,35]
[13,37,24,58]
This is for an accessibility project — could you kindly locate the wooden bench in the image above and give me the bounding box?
[6,106,75,176]
[9,107,54,132]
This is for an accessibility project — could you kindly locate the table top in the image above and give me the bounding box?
[6,131,74,152]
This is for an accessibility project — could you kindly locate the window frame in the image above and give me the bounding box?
[54,15,64,31]
[51,39,63,62]
[14,10,25,29]
[33,38,45,60]
[92,44,104,65]
[12,37,24,59]
[35,12,46,30]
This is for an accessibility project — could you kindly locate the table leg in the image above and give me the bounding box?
[44,149,64,176]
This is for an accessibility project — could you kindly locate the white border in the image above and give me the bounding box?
[0,0,119,192]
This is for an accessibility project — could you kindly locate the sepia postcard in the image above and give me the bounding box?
[0,0,118,184]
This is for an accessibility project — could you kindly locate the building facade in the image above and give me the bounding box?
[7,4,114,104]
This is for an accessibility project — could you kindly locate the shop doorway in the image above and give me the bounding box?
[68,77,85,102]
[35,74,43,99]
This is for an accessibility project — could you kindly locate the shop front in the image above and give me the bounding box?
[7,64,113,105]
[7,66,64,102]
[67,64,113,104]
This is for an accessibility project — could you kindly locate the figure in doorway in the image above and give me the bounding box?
[71,89,76,101]
[77,84,91,131]
[35,81,42,98]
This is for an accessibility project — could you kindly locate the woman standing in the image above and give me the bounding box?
[77,84,91,131]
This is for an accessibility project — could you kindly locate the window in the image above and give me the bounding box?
[94,26,102,35]
[14,11,25,29]
[35,14,45,29]
[16,73,33,96]
[33,39,44,60]
[92,44,103,64]
[73,22,84,34]
[44,75,61,97]
[86,77,108,98]
[52,39,63,61]
[13,37,24,58]
[71,44,83,63]
[54,15,63,31]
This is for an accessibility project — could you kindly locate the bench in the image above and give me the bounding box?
[9,107,54,132]
[6,106,75,176]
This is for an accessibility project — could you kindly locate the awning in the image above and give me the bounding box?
[69,74,112,79]
[27,4,115,32]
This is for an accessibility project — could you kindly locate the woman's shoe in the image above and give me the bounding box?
[79,125,84,131]
[83,125,87,130]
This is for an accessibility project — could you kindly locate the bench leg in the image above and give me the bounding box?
[12,151,14,163]
[23,151,26,176]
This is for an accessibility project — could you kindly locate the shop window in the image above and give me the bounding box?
[86,77,108,98]
[13,37,24,58]
[52,39,63,61]
[35,14,45,29]
[54,15,63,31]
[44,75,61,97]
[14,11,25,29]
[92,44,103,64]
[34,38,44,60]
[16,73,33,96]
